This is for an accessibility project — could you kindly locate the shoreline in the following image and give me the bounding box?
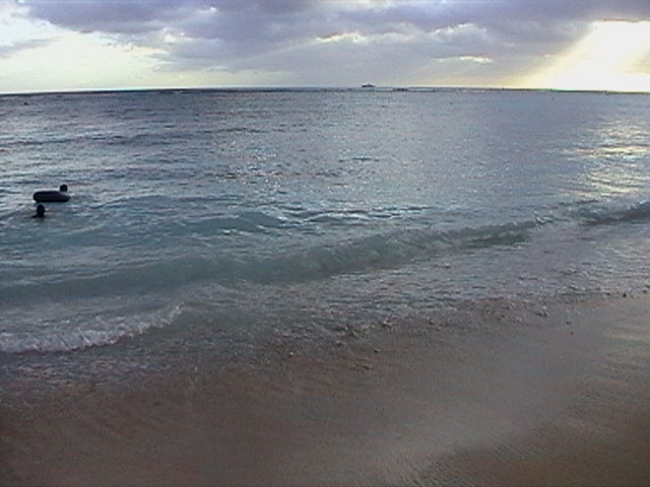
[3,294,650,486]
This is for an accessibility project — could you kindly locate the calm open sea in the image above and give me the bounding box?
[2,88,650,373]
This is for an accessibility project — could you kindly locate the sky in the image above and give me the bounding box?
[1,0,649,94]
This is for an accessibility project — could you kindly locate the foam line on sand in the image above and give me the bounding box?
[2,295,650,486]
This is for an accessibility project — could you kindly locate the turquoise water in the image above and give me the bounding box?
[2,88,650,356]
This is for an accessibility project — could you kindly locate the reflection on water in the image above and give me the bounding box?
[565,108,650,197]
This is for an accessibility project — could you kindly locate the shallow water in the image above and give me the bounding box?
[1,88,650,359]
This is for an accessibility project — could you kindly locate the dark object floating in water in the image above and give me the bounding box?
[361,83,375,88]
[33,204,46,218]
[33,184,70,203]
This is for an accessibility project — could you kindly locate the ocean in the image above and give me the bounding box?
[2,88,650,380]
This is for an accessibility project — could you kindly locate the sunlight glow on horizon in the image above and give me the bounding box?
[0,31,168,92]
[524,21,650,93]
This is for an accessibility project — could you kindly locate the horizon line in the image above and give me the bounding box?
[1,85,649,97]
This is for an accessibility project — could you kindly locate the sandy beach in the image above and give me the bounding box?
[3,294,650,486]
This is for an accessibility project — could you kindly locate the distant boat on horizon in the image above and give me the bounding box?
[361,83,376,88]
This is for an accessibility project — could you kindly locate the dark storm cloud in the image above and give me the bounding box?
[15,0,650,84]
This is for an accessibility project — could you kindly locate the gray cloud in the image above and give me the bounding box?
[0,38,50,59]
[19,0,186,33]
[17,0,650,85]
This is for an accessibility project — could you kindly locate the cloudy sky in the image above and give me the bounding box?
[1,0,649,93]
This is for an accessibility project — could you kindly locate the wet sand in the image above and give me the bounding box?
[3,294,650,486]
